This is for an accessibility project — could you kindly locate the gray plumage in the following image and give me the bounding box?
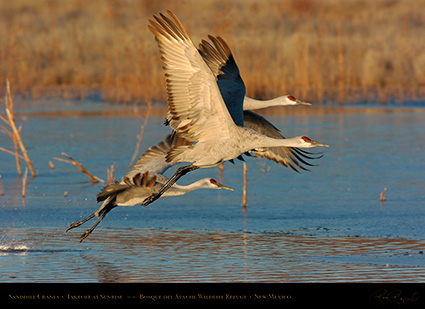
[142,11,328,206]
[66,134,233,242]
[199,34,322,172]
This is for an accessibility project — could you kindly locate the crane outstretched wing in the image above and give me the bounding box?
[199,36,245,127]
[126,133,190,181]
[199,34,322,171]
[148,11,236,143]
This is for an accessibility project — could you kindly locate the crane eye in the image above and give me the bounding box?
[302,136,311,143]
[210,179,217,185]
[288,95,296,101]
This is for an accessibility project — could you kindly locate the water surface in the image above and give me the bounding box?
[1,105,424,282]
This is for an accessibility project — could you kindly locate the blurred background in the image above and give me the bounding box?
[1,0,424,106]
[2,1,425,285]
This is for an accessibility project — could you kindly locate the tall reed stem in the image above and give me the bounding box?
[1,80,36,177]
[242,162,247,207]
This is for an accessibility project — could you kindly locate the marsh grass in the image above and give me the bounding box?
[1,0,424,105]
[0,80,36,177]
[53,152,104,184]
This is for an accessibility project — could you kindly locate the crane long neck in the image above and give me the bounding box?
[165,180,206,196]
[243,128,303,148]
[261,136,302,148]
[243,96,288,110]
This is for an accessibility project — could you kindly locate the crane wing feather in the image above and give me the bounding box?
[199,36,246,127]
[127,133,190,179]
[198,34,321,171]
[148,11,235,143]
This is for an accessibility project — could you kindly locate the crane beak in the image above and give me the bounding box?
[217,183,234,191]
[311,140,329,147]
[296,99,312,106]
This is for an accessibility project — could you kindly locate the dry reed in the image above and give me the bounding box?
[0,176,4,196]
[107,164,115,184]
[242,162,247,207]
[0,80,36,177]
[21,167,28,198]
[218,163,224,183]
[1,0,424,105]
[128,101,152,168]
[128,43,153,167]
[0,146,24,159]
[380,188,387,203]
[53,152,104,184]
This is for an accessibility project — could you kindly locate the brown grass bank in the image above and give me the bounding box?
[1,0,425,105]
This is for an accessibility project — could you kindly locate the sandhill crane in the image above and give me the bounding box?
[199,35,322,172]
[66,134,233,242]
[142,11,328,206]
[164,95,310,127]
[199,35,311,126]
[164,35,318,170]
[243,95,311,110]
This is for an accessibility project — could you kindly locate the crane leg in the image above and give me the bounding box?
[66,213,96,232]
[141,164,199,206]
[79,205,114,242]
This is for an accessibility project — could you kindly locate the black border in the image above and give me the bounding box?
[2,283,424,306]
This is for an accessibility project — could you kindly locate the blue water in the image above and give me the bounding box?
[1,104,425,282]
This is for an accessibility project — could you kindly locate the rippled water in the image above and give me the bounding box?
[1,103,425,282]
[2,228,425,283]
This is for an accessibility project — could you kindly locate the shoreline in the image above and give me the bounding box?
[15,105,425,118]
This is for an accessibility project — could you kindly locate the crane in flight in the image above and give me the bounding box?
[66,134,233,242]
[142,11,328,206]
[198,35,323,172]
[243,95,311,110]
[163,34,319,171]
[199,34,322,171]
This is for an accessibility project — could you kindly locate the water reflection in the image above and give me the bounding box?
[1,111,425,282]
[2,228,424,282]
